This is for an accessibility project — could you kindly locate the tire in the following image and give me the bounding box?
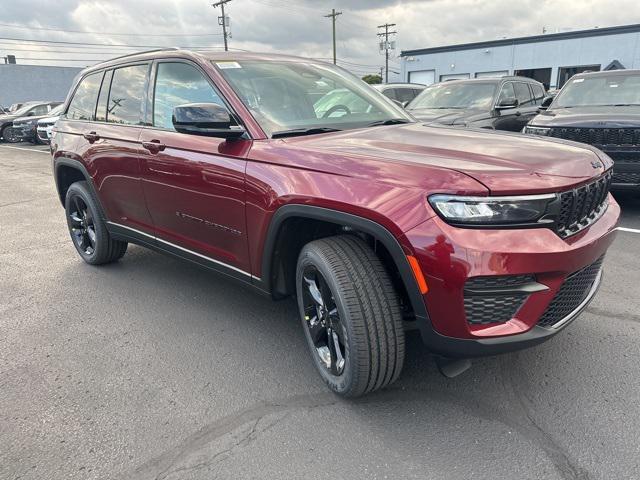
[296,235,405,397]
[65,181,127,265]
[1,125,20,143]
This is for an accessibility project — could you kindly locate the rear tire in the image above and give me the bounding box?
[65,181,127,265]
[296,235,405,397]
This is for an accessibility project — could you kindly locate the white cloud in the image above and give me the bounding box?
[1,0,638,78]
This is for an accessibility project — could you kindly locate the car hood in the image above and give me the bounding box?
[283,123,610,194]
[406,107,486,125]
[37,115,60,125]
[531,105,640,128]
[13,114,50,125]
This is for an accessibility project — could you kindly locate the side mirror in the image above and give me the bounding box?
[172,103,245,139]
[26,111,35,116]
[390,98,404,108]
[539,96,554,110]
[495,97,519,110]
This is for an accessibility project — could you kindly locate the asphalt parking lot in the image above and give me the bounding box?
[1,143,639,480]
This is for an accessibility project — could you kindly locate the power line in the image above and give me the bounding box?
[0,22,223,37]
[0,35,217,49]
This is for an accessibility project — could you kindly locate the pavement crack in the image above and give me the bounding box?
[585,305,640,324]
[0,198,35,208]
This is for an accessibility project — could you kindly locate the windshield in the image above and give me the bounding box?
[11,102,39,117]
[215,60,412,136]
[48,104,64,116]
[407,82,496,110]
[554,73,640,107]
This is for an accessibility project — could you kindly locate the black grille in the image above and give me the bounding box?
[612,171,640,184]
[556,172,612,238]
[537,257,604,328]
[464,275,533,325]
[549,127,640,147]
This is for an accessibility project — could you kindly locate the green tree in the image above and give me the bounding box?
[361,74,382,85]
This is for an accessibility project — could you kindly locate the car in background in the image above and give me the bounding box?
[523,69,640,189]
[11,102,62,144]
[36,104,64,144]
[406,76,546,131]
[1,101,60,143]
[372,83,426,107]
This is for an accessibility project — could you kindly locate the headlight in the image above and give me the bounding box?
[523,125,550,136]
[428,194,556,225]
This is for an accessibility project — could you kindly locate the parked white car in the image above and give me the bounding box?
[36,104,64,143]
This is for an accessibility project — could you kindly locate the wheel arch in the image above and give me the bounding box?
[259,204,429,320]
[53,158,107,220]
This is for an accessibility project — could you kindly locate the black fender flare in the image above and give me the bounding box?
[259,204,429,320]
[53,157,108,220]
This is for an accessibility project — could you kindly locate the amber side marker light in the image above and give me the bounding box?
[407,255,429,294]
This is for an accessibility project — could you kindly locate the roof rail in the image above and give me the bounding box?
[94,47,181,66]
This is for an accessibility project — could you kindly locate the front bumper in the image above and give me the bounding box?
[404,194,620,357]
[12,124,36,141]
[36,125,52,143]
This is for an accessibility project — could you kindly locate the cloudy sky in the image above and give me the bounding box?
[1,0,638,77]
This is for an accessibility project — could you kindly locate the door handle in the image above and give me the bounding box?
[142,140,166,153]
[83,131,100,143]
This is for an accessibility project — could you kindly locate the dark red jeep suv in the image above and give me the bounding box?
[52,50,620,397]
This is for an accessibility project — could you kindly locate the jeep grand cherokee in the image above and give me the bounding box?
[51,50,619,397]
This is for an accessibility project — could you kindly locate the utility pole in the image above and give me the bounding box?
[324,9,342,64]
[377,23,396,83]
[212,0,231,51]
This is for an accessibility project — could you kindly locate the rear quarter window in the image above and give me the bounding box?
[106,64,148,125]
[67,72,103,121]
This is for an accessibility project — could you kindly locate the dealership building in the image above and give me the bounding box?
[400,23,640,89]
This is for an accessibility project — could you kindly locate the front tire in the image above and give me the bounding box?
[296,235,405,397]
[1,125,20,143]
[65,181,127,265]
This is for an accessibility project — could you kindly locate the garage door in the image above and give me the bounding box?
[475,70,509,78]
[408,69,435,85]
[440,73,470,82]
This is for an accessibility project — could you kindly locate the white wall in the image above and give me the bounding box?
[402,30,640,88]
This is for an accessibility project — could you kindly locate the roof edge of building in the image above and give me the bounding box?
[401,23,640,57]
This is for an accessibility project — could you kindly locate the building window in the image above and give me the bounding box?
[557,65,601,88]
[514,68,552,90]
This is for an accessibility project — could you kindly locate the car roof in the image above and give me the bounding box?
[373,83,426,89]
[432,76,541,86]
[572,69,640,79]
[82,49,331,75]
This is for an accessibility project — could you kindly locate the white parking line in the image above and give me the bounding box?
[0,145,50,154]
[617,227,640,235]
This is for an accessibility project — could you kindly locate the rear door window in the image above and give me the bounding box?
[531,84,545,104]
[67,72,103,120]
[514,82,534,106]
[107,64,148,125]
[153,62,224,131]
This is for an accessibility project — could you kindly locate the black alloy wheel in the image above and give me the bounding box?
[301,265,347,376]
[68,195,97,257]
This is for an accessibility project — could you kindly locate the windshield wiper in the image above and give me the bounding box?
[271,127,342,138]
[366,118,412,127]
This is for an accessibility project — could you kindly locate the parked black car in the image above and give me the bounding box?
[406,76,546,131]
[0,101,60,143]
[372,83,426,107]
[524,69,640,189]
